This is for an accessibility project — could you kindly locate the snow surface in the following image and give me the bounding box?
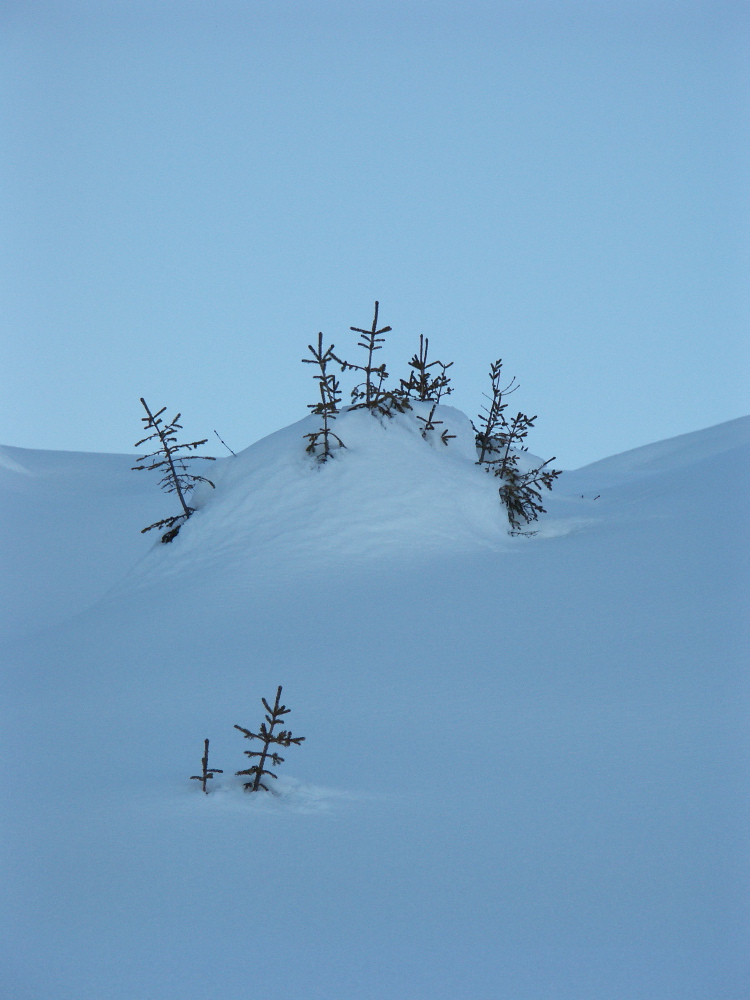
[2,407,748,999]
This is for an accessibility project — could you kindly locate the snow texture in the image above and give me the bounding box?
[1,408,748,999]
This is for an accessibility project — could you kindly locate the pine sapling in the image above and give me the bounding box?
[417,404,457,446]
[398,334,455,444]
[486,409,538,480]
[190,738,223,794]
[399,334,454,403]
[234,686,305,792]
[473,359,518,465]
[132,397,216,542]
[498,454,561,533]
[338,302,410,417]
[489,411,561,531]
[302,332,346,461]
[474,362,561,532]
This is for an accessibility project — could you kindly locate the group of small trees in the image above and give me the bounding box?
[300,301,412,466]
[191,686,305,795]
[134,301,561,538]
[301,303,454,461]
[301,301,560,532]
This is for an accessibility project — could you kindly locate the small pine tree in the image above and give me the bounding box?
[489,411,561,532]
[190,738,223,794]
[302,332,346,462]
[416,405,456,446]
[234,686,305,792]
[398,334,454,403]
[497,453,561,533]
[132,397,216,542]
[473,359,518,465]
[398,334,456,444]
[474,361,561,532]
[338,302,410,417]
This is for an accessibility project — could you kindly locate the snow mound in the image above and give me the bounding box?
[175,775,378,817]
[120,408,750,591]
[129,404,523,583]
[564,415,750,490]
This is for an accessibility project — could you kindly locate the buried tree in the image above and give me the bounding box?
[234,686,305,792]
[302,332,346,462]
[132,397,216,542]
[340,301,411,417]
[190,738,223,794]
[473,360,561,532]
[399,333,455,444]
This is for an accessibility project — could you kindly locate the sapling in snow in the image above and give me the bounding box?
[415,405,456,446]
[302,332,346,461]
[234,686,305,792]
[132,397,216,542]
[398,334,455,444]
[473,359,518,465]
[296,308,559,527]
[474,360,561,532]
[492,413,561,532]
[190,738,223,794]
[398,334,454,404]
[339,302,410,417]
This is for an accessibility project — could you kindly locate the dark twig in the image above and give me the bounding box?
[213,430,236,456]
[190,738,223,794]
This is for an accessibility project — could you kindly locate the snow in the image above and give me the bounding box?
[124,404,515,588]
[1,408,748,999]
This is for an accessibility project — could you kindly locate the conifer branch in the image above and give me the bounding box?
[472,360,518,465]
[396,334,456,443]
[346,300,391,409]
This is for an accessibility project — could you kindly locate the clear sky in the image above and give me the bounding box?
[1,0,747,468]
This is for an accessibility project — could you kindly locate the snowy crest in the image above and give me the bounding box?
[138,404,518,581]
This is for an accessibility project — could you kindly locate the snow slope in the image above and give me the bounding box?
[2,409,748,1000]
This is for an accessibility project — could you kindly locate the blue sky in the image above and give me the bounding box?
[1,0,747,468]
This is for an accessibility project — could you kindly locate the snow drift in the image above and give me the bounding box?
[1,411,748,1000]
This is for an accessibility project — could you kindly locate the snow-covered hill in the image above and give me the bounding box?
[2,410,748,1000]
